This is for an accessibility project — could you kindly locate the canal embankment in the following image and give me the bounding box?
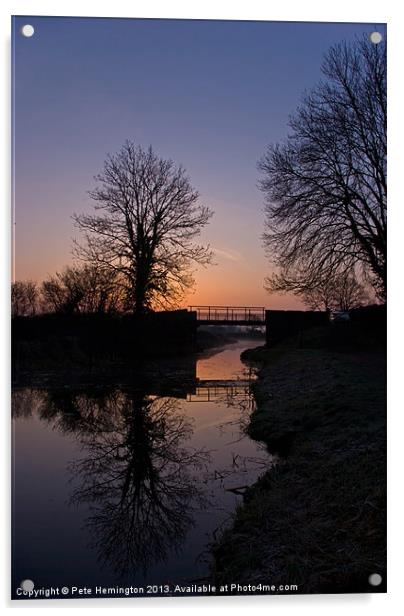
[212,320,386,594]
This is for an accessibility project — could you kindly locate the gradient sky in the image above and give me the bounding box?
[12,17,386,309]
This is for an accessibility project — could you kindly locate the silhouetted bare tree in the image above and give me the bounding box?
[11,280,39,316]
[295,272,368,311]
[41,265,125,314]
[332,273,369,311]
[73,142,213,314]
[260,36,386,300]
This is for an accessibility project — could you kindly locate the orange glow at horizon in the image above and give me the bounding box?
[14,254,304,311]
[182,260,304,311]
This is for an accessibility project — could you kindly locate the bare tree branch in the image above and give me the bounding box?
[259,36,386,302]
[11,281,38,316]
[73,142,213,313]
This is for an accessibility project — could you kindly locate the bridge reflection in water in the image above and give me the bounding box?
[12,338,269,591]
[187,380,253,403]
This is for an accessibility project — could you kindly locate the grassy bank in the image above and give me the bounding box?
[212,325,386,594]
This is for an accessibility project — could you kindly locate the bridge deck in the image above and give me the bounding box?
[189,305,265,325]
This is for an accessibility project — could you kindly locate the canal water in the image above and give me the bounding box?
[12,339,272,597]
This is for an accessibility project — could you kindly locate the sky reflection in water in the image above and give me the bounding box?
[12,340,272,593]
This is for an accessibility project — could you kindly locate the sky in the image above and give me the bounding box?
[12,17,386,309]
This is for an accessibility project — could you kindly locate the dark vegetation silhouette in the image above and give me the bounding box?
[73,141,213,314]
[12,268,125,317]
[11,281,38,317]
[12,142,213,319]
[260,36,386,304]
[41,265,126,315]
[299,272,368,311]
[11,143,216,365]
[213,36,387,593]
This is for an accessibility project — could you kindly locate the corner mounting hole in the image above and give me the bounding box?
[21,24,35,38]
[21,579,35,592]
[369,31,382,44]
[368,573,382,586]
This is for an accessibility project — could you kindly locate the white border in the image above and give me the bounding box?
[1,1,403,614]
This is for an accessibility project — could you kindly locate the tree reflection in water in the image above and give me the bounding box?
[71,391,211,577]
[12,388,210,578]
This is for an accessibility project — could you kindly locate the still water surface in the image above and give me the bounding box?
[12,339,271,596]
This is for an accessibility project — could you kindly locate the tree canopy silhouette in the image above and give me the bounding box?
[11,280,38,317]
[73,142,213,314]
[259,36,386,300]
[296,272,368,312]
[41,265,124,314]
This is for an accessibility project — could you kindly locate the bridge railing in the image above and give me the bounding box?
[189,305,265,323]
[187,384,252,402]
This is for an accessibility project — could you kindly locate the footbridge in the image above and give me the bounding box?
[189,305,265,326]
